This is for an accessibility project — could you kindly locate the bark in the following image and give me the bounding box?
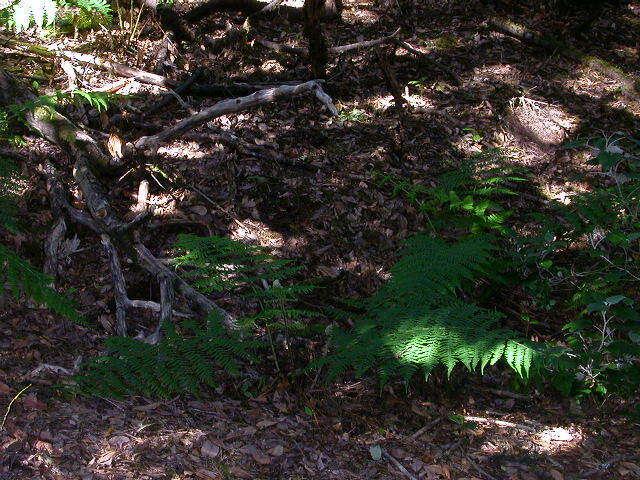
[303,0,328,79]
[1,70,237,332]
[132,80,338,151]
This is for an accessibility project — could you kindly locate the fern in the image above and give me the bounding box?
[76,312,262,398]
[315,234,546,383]
[174,234,315,332]
[76,234,314,398]
[1,0,110,31]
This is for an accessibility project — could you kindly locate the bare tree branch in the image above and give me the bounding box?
[132,80,337,151]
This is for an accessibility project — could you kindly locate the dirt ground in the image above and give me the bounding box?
[2,0,640,478]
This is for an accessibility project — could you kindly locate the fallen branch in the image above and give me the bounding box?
[133,239,237,329]
[487,17,639,99]
[144,69,203,117]
[463,415,537,432]
[255,28,401,57]
[132,80,338,151]
[146,272,174,345]
[331,28,400,54]
[101,234,129,336]
[43,217,67,286]
[2,70,235,332]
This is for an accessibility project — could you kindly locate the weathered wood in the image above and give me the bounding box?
[132,80,338,151]
[43,217,67,286]
[101,234,129,336]
[2,70,236,332]
[255,28,400,57]
[133,239,237,329]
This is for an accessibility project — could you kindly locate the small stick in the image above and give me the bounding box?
[1,384,31,430]
[382,449,418,480]
[145,273,174,345]
[410,416,442,439]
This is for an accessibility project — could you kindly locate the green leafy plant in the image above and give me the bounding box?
[1,0,111,31]
[313,234,550,383]
[173,234,317,332]
[511,134,640,397]
[75,234,316,398]
[375,149,527,233]
[76,313,260,398]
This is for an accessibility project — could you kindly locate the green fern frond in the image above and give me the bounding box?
[76,313,263,398]
[315,234,545,384]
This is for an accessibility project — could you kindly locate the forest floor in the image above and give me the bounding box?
[2,0,640,478]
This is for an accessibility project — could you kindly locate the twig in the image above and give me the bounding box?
[463,415,536,432]
[144,68,202,117]
[410,416,442,439]
[392,38,462,86]
[1,384,31,431]
[255,28,401,57]
[382,449,418,480]
[146,273,174,345]
[25,363,73,378]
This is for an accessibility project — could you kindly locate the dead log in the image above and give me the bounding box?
[487,17,640,99]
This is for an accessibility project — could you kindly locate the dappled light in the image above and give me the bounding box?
[2,0,640,478]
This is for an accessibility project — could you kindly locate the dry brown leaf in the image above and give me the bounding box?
[195,469,218,479]
[133,401,163,411]
[0,380,11,395]
[201,440,220,459]
[106,134,124,159]
[268,445,284,457]
[548,468,564,480]
[22,394,46,411]
[190,205,207,216]
[256,419,277,429]
[228,466,252,479]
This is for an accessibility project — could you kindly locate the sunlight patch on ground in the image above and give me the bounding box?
[230,219,286,248]
[534,426,584,453]
[367,94,436,113]
[157,141,206,160]
[472,63,522,86]
[506,96,580,146]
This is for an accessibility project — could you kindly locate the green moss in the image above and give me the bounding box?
[434,34,458,50]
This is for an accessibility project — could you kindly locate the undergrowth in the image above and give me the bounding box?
[316,140,640,400]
